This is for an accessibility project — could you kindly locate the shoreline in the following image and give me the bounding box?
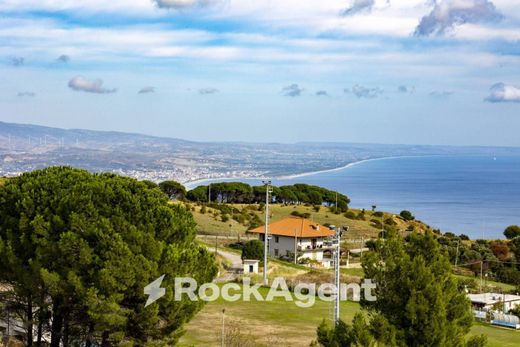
[183,155,421,189]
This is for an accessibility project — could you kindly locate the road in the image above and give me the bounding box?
[206,246,243,282]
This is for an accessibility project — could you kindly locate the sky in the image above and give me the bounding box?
[1,0,520,146]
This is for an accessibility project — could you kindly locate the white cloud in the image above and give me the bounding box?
[415,0,502,36]
[57,54,70,63]
[199,87,218,94]
[138,86,155,94]
[345,84,383,98]
[68,76,117,94]
[282,84,304,97]
[8,56,24,66]
[485,82,520,103]
[316,90,329,96]
[342,0,376,16]
[17,91,35,97]
[153,0,217,9]
[429,90,453,98]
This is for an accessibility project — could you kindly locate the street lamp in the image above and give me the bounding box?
[263,180,272,286]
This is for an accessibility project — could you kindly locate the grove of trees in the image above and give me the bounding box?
[0,167,217,346]
[185,182,350,208]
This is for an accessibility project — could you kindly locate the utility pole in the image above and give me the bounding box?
[263,180,272,286]
[454,240,460,267]
[480,260,484,293]
[294,228,298,264]
[221,309,225,347]
[332,226,348,325]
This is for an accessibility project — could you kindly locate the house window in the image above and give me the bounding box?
[275,236,279,243]
[274,249,279,256]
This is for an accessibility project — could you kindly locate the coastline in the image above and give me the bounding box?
[183,155,420,189]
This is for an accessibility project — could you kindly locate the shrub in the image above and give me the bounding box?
[344,211,357,220]
[399,210,415,221]
[242,240,264,261]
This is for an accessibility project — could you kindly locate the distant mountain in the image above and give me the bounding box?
[1,121,519,183]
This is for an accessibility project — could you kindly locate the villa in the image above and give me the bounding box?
[249,217,337,267]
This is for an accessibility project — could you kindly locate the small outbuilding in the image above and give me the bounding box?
[243,259,259,274]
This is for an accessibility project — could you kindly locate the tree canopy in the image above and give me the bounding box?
[0,167,217,346]
[315,231,480,347]
[186,182,350,208]
[158,180,187,200]
[504,225,520,239]
[241,240,264,261]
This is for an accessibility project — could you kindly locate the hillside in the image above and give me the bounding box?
[180,202,432,240]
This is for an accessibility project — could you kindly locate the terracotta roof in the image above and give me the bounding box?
[249,217,335,238]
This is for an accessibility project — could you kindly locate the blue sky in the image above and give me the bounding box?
[1,0,520,146]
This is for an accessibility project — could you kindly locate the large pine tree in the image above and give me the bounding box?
[0,167,217,346]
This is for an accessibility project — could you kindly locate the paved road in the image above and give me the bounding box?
[206,246,243,282]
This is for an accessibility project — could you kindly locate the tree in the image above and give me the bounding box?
[504,225,520,239]
[399,210,415,221]
[241,240,264,261]
[361,231,474,347]
[0,167,217,346]
[187,185,208,202]
[158,180,187,200]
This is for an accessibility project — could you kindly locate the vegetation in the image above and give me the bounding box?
[314,231,477,347]
[179,284,518,347]
[186,182,350,208]
[158,180,187,200]
[504,225,520,239]
[438,232,520,287]
[0,167,217,346]
[399,210,415,221]
[241,240,264,261]
[183,202,431,239]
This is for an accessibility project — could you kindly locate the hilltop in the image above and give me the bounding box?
[179,201,432,240]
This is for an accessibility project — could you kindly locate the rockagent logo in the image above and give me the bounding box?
[169,277,377,308]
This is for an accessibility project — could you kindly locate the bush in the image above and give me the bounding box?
[242,240,264,261]
[399,210,415,221]
[344,211,357,220]
[373,211,384,217]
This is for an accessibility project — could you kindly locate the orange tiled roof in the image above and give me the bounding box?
[249,217,335,238]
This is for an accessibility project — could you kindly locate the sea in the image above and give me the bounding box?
[187,155,520,240]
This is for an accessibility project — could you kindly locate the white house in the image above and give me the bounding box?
[249,217,336,267]
[468,293,520,312]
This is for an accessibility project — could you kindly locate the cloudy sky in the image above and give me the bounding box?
[1,0,519,146]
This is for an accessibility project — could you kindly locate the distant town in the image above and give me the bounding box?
[2,121,520,184]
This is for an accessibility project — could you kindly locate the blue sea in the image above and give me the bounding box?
[190,155,520,240]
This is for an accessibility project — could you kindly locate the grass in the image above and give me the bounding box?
[179,286,360,347]
[182,202,430,239]
[179,286,519,347]
[455,274,517,292]
[470,322,520,347]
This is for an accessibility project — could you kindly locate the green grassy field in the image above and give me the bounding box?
[179,286,519,346]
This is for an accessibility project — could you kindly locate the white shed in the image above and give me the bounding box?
[243,259,259,274]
